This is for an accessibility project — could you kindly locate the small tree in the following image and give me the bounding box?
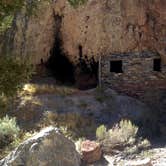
[0,56,34,97]
[0,56,34,115]
[0,0,41,33]
[0,0,24,32]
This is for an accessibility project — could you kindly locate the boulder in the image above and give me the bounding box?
[81,140,102,163]
[0,126,81,166]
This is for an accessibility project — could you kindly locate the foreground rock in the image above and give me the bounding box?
[0,126,81,166]
[125,158,152,166]
[81,140,102,163]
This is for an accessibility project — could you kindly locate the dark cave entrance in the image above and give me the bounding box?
[46,42,99,89]
[45,39,75,85]
[45,14,98,89]
[45,14,75,85]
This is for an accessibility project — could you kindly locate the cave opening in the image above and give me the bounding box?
[45,14,75,85]
[75,45,99,90]
[45,38,75,85]
[45,14,98,89]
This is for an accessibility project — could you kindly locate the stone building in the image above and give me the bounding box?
[100,51,166,92]
[0,0,166,89]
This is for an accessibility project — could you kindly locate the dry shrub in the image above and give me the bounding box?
[108,120,138,144]
[40,111,97,139]
[96,120,150,155]
[22,83,76,96]
[0,116,20,148]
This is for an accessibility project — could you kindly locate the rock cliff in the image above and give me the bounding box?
[0,0,166,73]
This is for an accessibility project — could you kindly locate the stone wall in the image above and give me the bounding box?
[101,51,166,91]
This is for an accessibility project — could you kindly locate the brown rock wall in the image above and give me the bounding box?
[0,0,165,65]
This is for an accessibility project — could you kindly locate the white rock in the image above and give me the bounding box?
[0,126,81,166]
[125,158,152,166]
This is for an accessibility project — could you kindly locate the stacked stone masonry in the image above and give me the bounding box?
[101,51,166,90]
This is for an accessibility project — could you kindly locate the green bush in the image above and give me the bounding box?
[96,120,151,155]
[0,0,40,33]
[68,0,87,7]
[0,56,34,98]
[96,125,107,141]
[96,120,138,144]
[0,115,20,148]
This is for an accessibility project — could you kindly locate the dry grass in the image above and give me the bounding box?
[39,111,97,140]
[22,83,76,96]
[96,120,151,155]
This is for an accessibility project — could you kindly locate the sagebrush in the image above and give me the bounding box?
[96,120,150,154]
[0,115,20,148]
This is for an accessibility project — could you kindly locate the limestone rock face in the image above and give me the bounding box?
[0,126,81,166]
[0,0,166,65]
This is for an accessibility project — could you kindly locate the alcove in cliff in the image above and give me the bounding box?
[75,45,99,90]
[45,14,75,85]
[45,15,98,89]
[45,38,75,85]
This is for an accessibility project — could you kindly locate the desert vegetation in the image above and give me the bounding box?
[0,115,36,159]
[0,0,37,33]
[96,120,151,156]
[0,56,34,158]
[0,116,20,148]
[0,57,34,116]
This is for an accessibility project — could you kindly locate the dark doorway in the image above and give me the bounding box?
[153,58,161,72]
[110,60,123,73]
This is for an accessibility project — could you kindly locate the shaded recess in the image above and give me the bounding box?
[45,14,75,84]
[45,14,99,89]
[75,45,99,90]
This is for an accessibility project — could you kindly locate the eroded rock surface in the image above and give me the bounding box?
[0,0,166,65]
[0,126,81,166]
